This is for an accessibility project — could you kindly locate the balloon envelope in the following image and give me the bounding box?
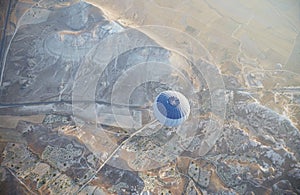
[153,91,190,127]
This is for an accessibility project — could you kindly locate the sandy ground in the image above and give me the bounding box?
[0,0,299,194]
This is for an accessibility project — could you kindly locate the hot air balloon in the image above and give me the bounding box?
[153,91,190,127]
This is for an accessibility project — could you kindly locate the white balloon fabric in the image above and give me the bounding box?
[153,91,190,127]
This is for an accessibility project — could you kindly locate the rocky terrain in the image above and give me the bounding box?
[0,0,299,194]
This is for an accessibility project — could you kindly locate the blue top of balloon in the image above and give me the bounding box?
[156,93,183,119]
[153,91,190,127]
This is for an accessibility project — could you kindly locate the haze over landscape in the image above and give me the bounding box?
[0,0,299,194]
